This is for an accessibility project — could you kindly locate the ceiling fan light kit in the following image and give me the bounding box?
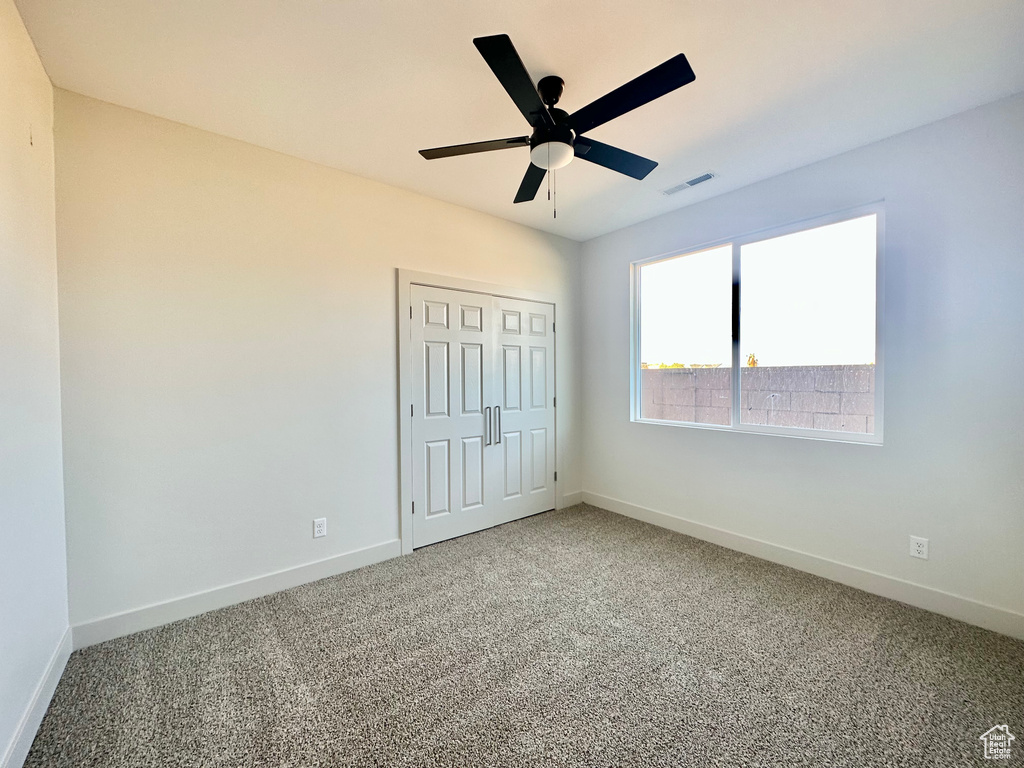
[419,34,696,208]
[530,141,574,170]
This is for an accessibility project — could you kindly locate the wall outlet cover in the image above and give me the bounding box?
[909,535,928,560]
[313,518,327,538]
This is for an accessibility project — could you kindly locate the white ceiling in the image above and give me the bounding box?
[15,0,1024,241]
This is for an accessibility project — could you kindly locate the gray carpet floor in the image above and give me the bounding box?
[27,504,1024,767]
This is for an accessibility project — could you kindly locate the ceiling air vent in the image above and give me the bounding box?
[662,171,717,195]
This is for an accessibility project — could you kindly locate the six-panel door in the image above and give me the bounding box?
[410,285,555,548]
[491,295,556,524]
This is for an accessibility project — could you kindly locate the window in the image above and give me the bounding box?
[633,207,882,443]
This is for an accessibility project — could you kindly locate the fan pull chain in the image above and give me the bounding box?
[547,143,551,201]
[543,143,555,218]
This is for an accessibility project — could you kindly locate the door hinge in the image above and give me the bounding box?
[554,471,558,481]
[553,397,556,407]
[409,306,413,319]
[411,403,414,417]
[552,322,555,333]
[412,501,415,515]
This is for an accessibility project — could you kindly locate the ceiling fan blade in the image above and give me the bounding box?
[574,137,657,180]
[514,163,547,203]
[569,54,695,136]
[473,34,555,129]
[419,136,529,160]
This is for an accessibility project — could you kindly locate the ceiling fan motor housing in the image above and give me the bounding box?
[530,106,574,170]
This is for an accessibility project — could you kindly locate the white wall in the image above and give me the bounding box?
[0,1,70,765]
[53,90,582,641]
[581,94,1024,634]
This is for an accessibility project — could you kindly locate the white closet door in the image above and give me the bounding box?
[411,285,494,548]
[492,296,556,521]
[410,284,555,549]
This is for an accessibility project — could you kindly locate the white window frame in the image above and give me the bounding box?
[630,203,884,445]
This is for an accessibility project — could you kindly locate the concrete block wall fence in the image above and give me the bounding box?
[641,365,875,432]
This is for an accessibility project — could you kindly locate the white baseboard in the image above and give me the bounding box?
[582,491,1024,641]
[1,627,72,768]
[558,491,584,508]
[72,539,402,650]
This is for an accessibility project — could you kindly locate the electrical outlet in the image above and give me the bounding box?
[909,535,928,560]
[313,518,327,538]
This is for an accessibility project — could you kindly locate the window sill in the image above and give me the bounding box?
[632,416,883,446]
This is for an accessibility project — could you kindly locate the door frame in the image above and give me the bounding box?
[396,269,559,555]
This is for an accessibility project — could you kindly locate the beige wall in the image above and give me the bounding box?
[0,0,69,764]
[581,94,1024,631]
[53,90,582,631]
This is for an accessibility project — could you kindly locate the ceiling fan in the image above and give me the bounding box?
[419,34,696,204]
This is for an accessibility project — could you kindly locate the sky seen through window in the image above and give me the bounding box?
[640,215,876,368]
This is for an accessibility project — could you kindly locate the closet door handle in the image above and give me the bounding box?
[484,407,492,446]
[495,406,501,444]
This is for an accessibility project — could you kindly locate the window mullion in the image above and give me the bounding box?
[731,242,741,427]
